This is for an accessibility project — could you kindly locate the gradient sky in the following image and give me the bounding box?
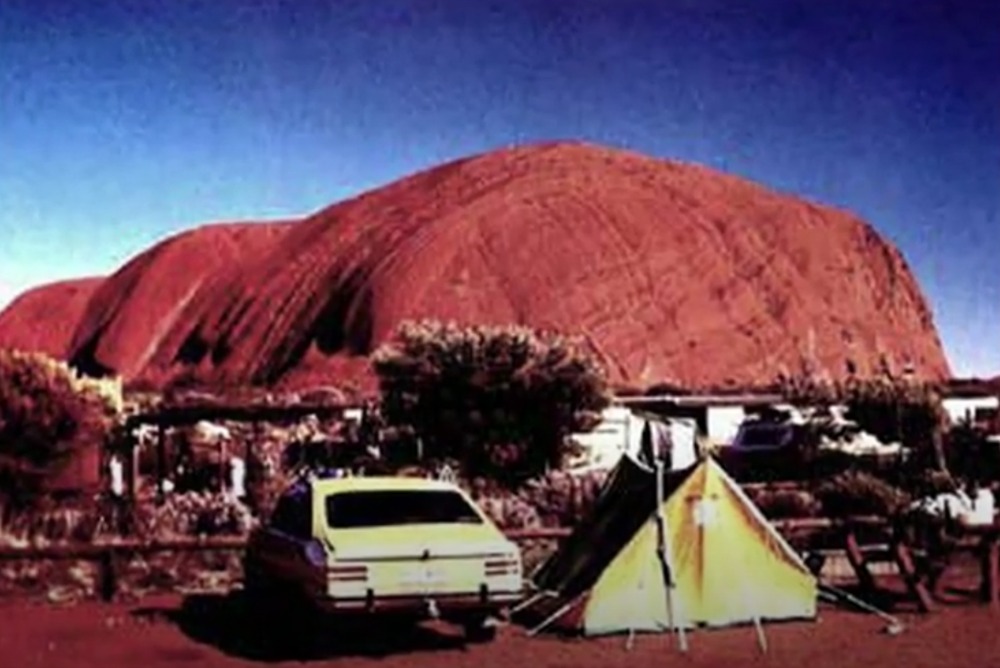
[1,0,998,376]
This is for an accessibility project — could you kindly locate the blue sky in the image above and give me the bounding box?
[1,0,997,376]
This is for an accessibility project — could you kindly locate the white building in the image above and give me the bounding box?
[616,392,785,447]
[941,395,999,425]
[704,405,749,447]
[567,406,698,473]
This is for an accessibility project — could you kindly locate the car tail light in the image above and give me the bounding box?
[485,555,520,577]
[328,564,369,582]
[303,540,327,567]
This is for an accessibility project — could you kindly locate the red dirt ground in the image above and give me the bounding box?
[0,141,950,390]
[0,594,997,668]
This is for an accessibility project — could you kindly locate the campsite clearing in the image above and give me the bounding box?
[1,594,999,668]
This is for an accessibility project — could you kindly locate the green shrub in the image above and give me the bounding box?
[780,371,949,473]
[944,421,1000,485]
[372,320,610,486]
[815,470,911,518]
[0,350,118,509]
[752,488,822,518]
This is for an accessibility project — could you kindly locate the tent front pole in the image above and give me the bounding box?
[655,458,688,653]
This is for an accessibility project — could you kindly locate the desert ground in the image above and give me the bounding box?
[2,591,999,668]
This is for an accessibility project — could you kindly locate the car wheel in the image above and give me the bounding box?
[463,618,498,643]
[243,564,277,610]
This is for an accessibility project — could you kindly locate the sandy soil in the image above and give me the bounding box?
[1,590,998,668]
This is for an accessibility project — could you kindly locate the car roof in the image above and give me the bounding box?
[310,475,464,495]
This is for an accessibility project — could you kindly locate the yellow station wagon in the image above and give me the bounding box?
[243,474,524,641]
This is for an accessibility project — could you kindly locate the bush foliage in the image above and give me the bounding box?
[814,470,913,518]
[0,350,119,509]
[372,320,611,485]
[780,372,949,471]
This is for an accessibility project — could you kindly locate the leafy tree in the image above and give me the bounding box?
[944,419,999,486]
[779,370,949,473]
[0,350,119,509]
[842,376,948,470]
[371,320,610,486]
[815,470,913,518]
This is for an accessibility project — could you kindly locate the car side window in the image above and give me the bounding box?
[270,491,313,539]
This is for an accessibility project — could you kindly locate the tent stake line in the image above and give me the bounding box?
[818,583,906,635]
[526,594,584,637]
[509,590,556,616]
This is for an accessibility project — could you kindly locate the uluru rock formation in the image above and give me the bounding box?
[0,142,951,391]
[68,221,295,381]
[0,278,104,357]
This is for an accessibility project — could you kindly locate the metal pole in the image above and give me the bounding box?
[625,411,631,457]
[655,458,688,652]
[156,423,166,505]
[509,590,554,616]
[246,422,257,511]
[125,430,137,502]
[819,583,905,634]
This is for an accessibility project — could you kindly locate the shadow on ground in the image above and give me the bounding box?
[131,592,469,662]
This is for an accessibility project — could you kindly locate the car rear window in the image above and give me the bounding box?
[325,490,484,528]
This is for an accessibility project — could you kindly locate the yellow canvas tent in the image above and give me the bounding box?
[524,454,817,636]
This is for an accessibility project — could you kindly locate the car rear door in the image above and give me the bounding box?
[253,489,323,594]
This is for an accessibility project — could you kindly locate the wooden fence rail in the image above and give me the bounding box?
[0,518,887,602]
[742,481,810,492]
[0,530,581,602]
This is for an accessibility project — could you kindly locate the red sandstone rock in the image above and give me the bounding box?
[0,142,952,391]
[66,221,295,380]
[0,278,103,357]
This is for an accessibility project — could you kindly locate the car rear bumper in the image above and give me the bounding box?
[313,589,523,618]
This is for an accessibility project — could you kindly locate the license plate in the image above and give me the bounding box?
[400,567,445,587]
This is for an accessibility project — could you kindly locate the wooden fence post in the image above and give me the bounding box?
[980,537,1000,609]
[98,548,117,602]
[156,423,167,505]
[246,421,258,511]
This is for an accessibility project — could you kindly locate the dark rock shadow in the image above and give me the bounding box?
[131,592,469,662]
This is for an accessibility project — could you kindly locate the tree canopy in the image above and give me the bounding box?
[0,349,119,508]
[371,320,610,485]
[779,371,949,471]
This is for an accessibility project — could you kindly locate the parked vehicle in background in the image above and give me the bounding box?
[717,407,906,482]
[243,474,524,642]
[716,413,808,481]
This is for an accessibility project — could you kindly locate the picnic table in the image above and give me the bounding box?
[766,515,936,612]
[936,519,1000,608]
[888,513,1000,609]
[836,516,935,612]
